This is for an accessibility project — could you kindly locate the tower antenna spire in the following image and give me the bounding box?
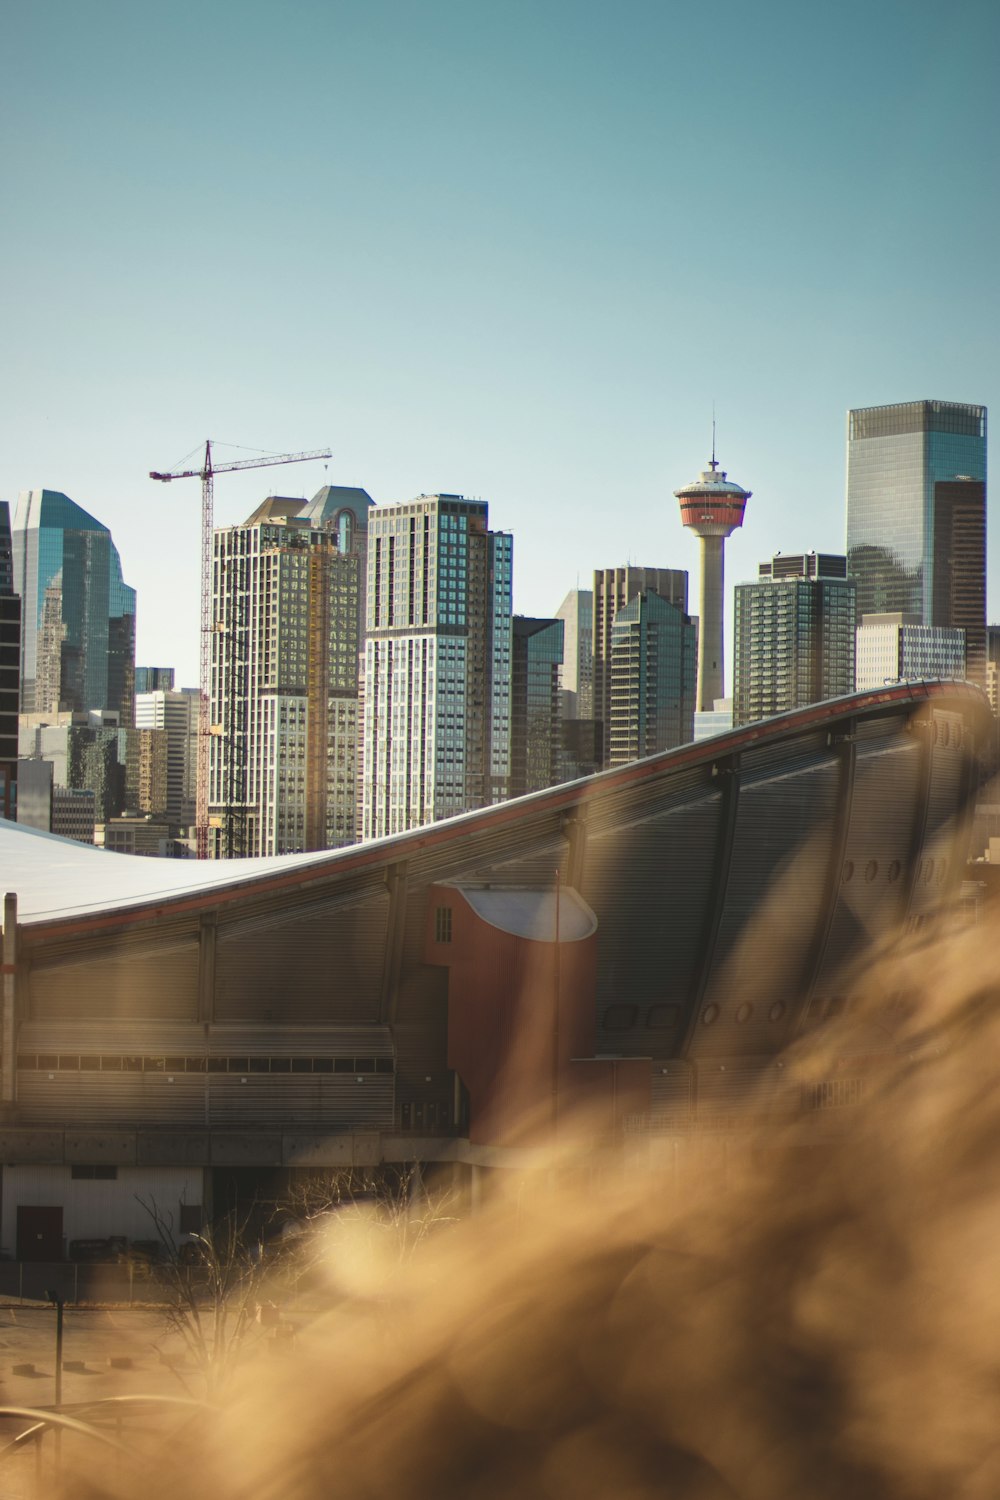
[711,402,717,471]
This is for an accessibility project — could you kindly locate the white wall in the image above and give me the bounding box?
[1,1165,203,1257]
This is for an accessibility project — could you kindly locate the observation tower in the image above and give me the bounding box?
[674,452,751,712]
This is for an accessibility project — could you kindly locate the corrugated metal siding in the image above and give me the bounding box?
[582,791,724,1056]
[15,1073,394,1130]
[468,841,569,888]
[693,754,841,1059]
[908,711,967,920]
[214,894,389,1021]
[381,887,453,1128]
[693,1056,796,1113]
[27,941,200,1022]
[649,1062,695,1127]
[811,736,922,996]
[18,1021,391,1057]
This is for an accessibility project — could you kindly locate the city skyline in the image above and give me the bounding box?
[2,0,996,687]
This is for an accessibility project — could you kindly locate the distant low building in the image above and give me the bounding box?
[855,612,966,691]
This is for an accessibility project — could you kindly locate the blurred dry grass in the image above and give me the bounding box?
[58,906,1000,1500]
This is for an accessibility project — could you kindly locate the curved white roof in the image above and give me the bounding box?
[0,818,350,924]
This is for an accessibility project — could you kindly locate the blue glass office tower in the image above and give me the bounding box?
[846,401,986,682]
[12,489,137,720]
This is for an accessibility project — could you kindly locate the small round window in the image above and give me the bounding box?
[769,1001,785,1023]
[865,860,878,883]
[842,860,855,884]
[702,1004,719,1026]
[735,1002,753,1024]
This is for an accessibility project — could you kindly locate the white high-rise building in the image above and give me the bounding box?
[210,490,370,857]
[362,494,512,840]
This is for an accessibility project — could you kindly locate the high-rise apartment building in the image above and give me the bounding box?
[363,494,512,839]
[11,489,136,721]
[593,567,688,763]
[855,614,966,692]
[510,617,564,798]
[846,400,987,684]
[0,502,20,818]
[608,590,697,765]
[734,553,856,727]
[210,494,367,857]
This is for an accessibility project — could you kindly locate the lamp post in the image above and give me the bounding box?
[44,1288,63,1467]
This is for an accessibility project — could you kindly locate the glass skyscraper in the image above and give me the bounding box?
[12,489,136,720]
[510,616,564,798]
[846,401,986,682]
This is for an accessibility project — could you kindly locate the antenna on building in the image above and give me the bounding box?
[711,402,717,472]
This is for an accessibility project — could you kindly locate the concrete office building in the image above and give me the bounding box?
[855,614,966,692]
[846,401,986,684]
[510,616,564,798]
[363,495,513,839]
[675,455,751,712]
[593,568,688,763]
[734,553,856,728]
[11,489,136,721]
[608,590,697,765]
[210,494,366,858]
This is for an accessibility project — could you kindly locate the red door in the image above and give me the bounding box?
[16,1206,63,1261]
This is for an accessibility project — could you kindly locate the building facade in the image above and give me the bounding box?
[210,497,365,858]
[135,689,199,829]
[593,567,688,763]
[855,613,966,692]
[608,590,697,765]
[734,553,856,727]
[363,495,512,839]
[846,401,986,683]
[11,489,136,721]
[0,502,19,818]
[510,616,564,798]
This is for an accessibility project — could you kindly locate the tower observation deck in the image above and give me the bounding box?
[674,457,751,712]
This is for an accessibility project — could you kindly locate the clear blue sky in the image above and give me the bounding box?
[3,0,997,688]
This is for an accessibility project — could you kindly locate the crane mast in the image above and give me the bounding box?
[150,440,332,858]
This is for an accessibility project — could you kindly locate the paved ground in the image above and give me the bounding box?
[0,1307,223,1498]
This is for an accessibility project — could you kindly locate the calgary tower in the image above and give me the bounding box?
[674,447,751,713]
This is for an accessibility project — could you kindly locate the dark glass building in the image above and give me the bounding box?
[846,401,986,683]
[510,616,564,798]
[607,590,697,764]
[12,489,136,720]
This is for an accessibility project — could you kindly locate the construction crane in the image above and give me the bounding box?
[150,440,332,858]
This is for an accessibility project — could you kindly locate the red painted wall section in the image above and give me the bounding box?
[425,886,652,1148]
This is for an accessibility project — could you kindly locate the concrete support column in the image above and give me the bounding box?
[698,534,726,712]
[2,893,18,1113]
